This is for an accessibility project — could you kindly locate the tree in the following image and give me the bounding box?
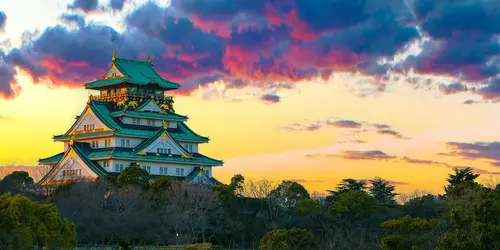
[0,171,34,194]
[116,165,150,187]
[403,194,445,219]
[269,181,310,211]
[445,167,480,194]
[369,177,397,204]
[380,216,440,250]
[0,194,77,249]
[259,228,316,250]
[328,190,380,219]
[326,179,367,203]
[230,174,245,196]
[436,182,500,249]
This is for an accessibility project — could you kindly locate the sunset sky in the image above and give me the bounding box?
[1,0,499,195]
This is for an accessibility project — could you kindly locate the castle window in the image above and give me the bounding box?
[132,118,140,125]
[103,160,109,168]
[92,141,99,148]
[121,139,130,147]
[83,124,95,131]
[114,164,124,172]
[147,119,155,126]
[160,167,168,175]
[176,168,184,176]
[167,149,171,154]
[188,145,193,152]
[104,139,111,147]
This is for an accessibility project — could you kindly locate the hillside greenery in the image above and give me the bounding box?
[0,166,499,249]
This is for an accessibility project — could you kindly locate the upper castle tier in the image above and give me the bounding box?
[38,53,223,186]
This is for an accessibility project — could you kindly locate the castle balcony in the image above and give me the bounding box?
[91,94,174,103]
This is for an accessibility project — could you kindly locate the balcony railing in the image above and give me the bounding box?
[92,94,174,102]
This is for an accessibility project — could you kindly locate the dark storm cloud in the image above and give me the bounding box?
[0,0,496,100]
[0,11,6,31]
[398,0,500,82]
[0,50,16,98]
[110,0,126,11]
[59,14,86,28]
[68,0,99,13]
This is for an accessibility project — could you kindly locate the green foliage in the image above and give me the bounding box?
[329,190,380,219]
[0,171,34,194]
[116,165,150,187]
[297,199,322,216]
[370,177,397,204]
[445,167,480,194]
[380,216,440,250]
[259,228,316,250]
[326,178,367,203]
[230,174,245,196]
[403,194,446,219]
[269,181,310,210]
[0,194,77,249]
[436,182,500,249]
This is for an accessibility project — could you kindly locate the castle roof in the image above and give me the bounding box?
[53,99,208,143]
[85,56,180,90]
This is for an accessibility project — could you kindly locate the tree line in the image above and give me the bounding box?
[0,166,499,249]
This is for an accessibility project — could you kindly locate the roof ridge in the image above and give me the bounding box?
[115,57,151,64]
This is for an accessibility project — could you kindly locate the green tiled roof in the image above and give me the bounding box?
[37,143,108,185]
[109,110,188,121]
[84,58,180,90]
[39,152,64,164]
[54,99,208,143]
[54,131,113,140]
[85,148,222,166]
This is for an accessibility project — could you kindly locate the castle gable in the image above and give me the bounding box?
[135,99,163,113]
[40,148,99,185]
[69,106,111,134]
[103,63,125,79]
[142,131,187,155]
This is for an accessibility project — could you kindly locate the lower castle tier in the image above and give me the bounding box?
[38,54,223,186]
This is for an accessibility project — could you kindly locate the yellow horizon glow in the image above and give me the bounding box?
[2,70,500,195]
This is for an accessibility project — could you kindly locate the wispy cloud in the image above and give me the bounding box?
[440,141,500,167]
[356,179,409,186]
[282,117,410,140]
[306,150,500,176]
[285,179,323,183]
[261,93,281,103]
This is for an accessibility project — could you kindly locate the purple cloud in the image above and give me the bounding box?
[0,11,6,31]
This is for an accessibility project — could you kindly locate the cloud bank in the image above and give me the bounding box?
[0,0,498,100]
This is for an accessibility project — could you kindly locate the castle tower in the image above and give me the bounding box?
[38,53,223,186]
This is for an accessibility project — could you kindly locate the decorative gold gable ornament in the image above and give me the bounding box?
[69,135,76,146]
[112,51,117,61]
[162,120,167,129]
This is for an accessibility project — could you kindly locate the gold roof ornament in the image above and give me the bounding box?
[136,161,140,166]
[87,95,92,104]
[162,120,167,129]
[112,51,117,61]
[148,55,153,64]
[69,134,76,146]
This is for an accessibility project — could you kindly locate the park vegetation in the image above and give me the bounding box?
[0,166,499,249]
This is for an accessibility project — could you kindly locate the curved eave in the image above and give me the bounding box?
[110,155,222,166]
[110,110,188,122]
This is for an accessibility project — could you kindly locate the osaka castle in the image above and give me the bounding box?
[38,53,223,186]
